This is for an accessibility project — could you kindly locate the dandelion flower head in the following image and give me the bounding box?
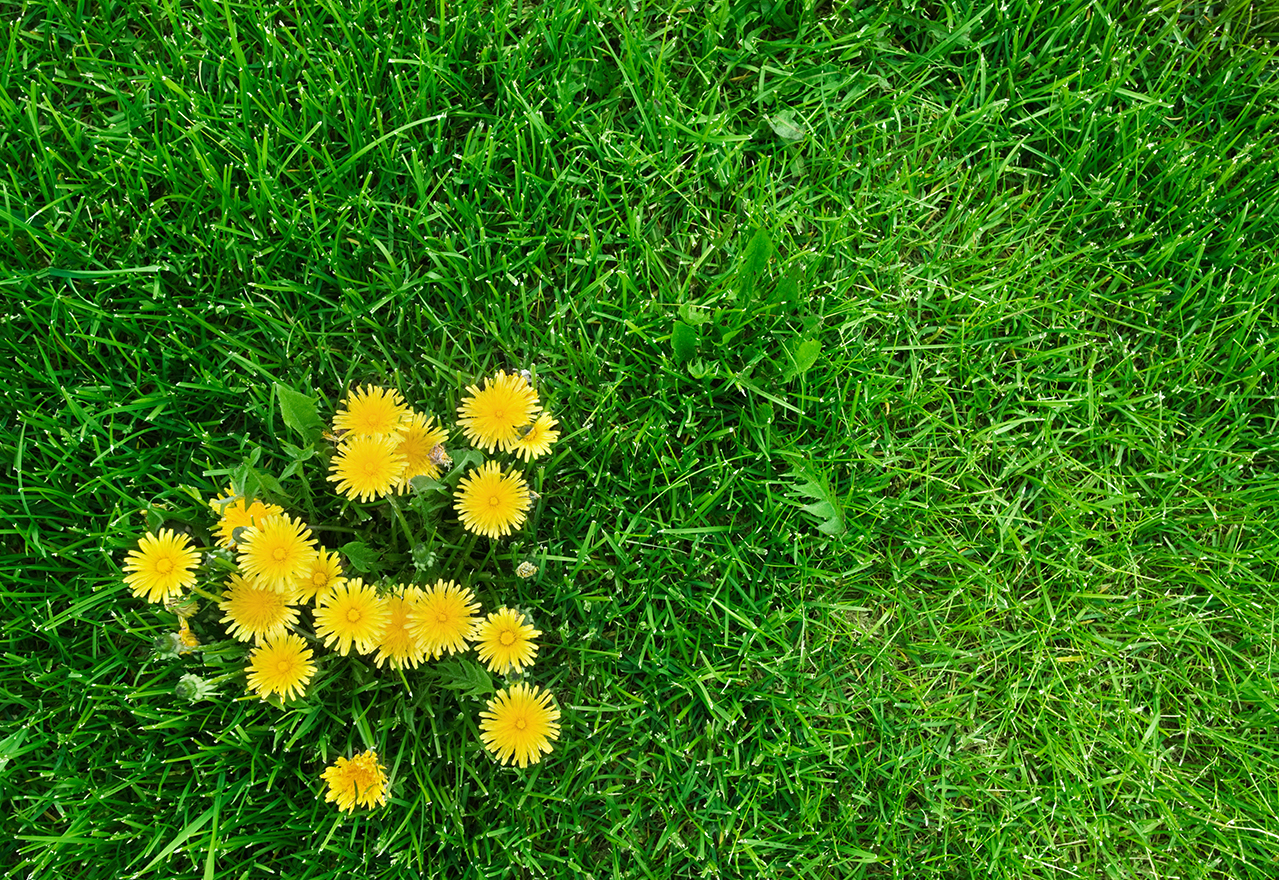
[456,371,540,453]
[454,460,531,539]
[332,384,409,438]
[479,683,562,768]
[510,412,560,462]
[210,488,284,549]
[328,433,407,502]
[407,579,480,659]
[475,607,541,675]
[237,513,318,593]
[295,547,346,604]
[321,749,389,812]
[373,586,429,670]
[394,411,450,491]
[245,633,316,702]
[123,529,201,604]
[314,578,391,656]
[219,572,301,644]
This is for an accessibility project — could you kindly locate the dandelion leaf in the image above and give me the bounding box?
[436,657,495,698]
[738,228,773,301]
[274,383,324,443]
[786,459,845,536]
[672,320,700,364]
[781,336,822,381]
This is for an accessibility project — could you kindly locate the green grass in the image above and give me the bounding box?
[3,0,1279,877]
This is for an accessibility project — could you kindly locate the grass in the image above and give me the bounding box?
[2,0,1279,877]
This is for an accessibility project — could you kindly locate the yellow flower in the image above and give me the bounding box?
[393,411,450,492]
[328,434,407,502]
[245,633,315,701]
[321,750,389,812]
[237,513,318,593]
[479,683,561,768]
[454,460,532,539]
[176,619,200,653]
[332,384,409,438]
[123,529,201,604]
[296,547,346,604]
[407,580,480,659]
[474,607,541,675]
[456,371,540,453]
[373,587,428,670]
[510,412,560,462]
[219,572,301,644]
[210,488,284,549]
[314,579,390,656]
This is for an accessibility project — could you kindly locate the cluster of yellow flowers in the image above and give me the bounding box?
[120,374,564,812]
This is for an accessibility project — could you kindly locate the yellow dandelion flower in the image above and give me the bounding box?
[237,513,318,593]
[245,633,315,701]
[407,580,480,659]
[328,434,407,502]
[321,749,389,812]
[296,547,346,604]
[314,579,391,656]
[332,384,410,438]
[393,411,450,492]
[210,488,284,549]
[176,619,200,653]
[123,529,201,604]
[479,683,561,768]
[510,412,560,462]
[454,460,531,539]
[219,572,301,644]
[456,371,540,452]
[373,587,429,669]
[474,607,541,675]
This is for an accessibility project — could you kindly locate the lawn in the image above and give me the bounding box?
[3,0,1279,877]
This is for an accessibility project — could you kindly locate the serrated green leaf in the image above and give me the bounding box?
[274,383,324,442]
[435,657,495,698]
[785,460,845,537]
[782,337,822,381]
[672,320,700,363]
[678,303,712,326]
[341,541,381,574]
[739,228,773,301]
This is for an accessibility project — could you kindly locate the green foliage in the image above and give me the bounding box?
[2,0,1278,878]
[434,658,496,700]
[274,383,325,445]
[784,456,845,537]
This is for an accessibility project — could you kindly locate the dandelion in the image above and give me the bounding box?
[245,633,316,701]
[479,683,561,768]
[407,580,480,659]
[456,371,540,452]
[176,618,201,653]
[372,587,428,670]
[314,579,390,656]
[454,460,531,539]
[219,572,301,644]
[296,547,346,604]
[332,384,409,438]
[123,529,201,604]
[474,607,541,675]
[328,433,407,502]
[210,488,284,549]
[321,749,389,812]
[394,411,450,491]
[237,513,318,592]
[510,412,560,462]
